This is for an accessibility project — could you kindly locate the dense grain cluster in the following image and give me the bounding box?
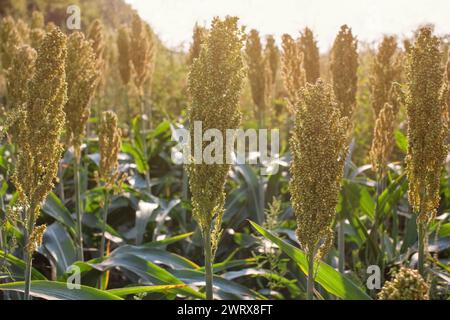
[369,103,396,173]
[405,27,448,222]
[371,36,402,117]
[12,29,67,265]
[264,35,279,85]
[298,27,320,84]
[64,32,99,159]
[330,25,358,124]
[99,111,122,189]
[290,80,348,259]
[117,26,132,85]
[130,13,156,91]
[188,23,207,65]
[281,34,305,112]
[0,16,22,70]
[378,267,429,300]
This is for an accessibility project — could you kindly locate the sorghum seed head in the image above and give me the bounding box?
[246,29,267,117]
[188,23,207,65]
[117,25,132,85]
[0,16,22,70]
[264,35,279,85]
[371,36,402,118]
[187,16,244,235]
[26,224,46,253]
[378,267,429,300]
[99,111,122,190]
[65,31,100,160]
[405,27,448,222]
[13,28,67,222]
[290,80,348,259]
[130,13,156,91]
[31,11,45,29]
[330,25,358,124]
[281,33,305,113]
[5,45,37,143]
[370,103,396,173]
[299,27,320,84]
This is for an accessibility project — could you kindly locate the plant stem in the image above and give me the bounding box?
[338,220,345,273]
[306,251,315,300]
[74,156,84,261]
[417,220,426,276]
[99,189,110,257]
[203,230,213,300]
[58,160,65,202]
[23,206,35,300]
[139,93,152,197]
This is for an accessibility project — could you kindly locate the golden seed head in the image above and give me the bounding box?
[117,25,132,85]
[187,16,244,233]
[281,33,305,112]
[13,28,67,222]
[405,27,448,222]
[299,27,320,84]
[0,16,23,70]
[264,35,279,85]
[290,80,348,259]
[31,11,45,30]
[188,23,207,65]
[130,13,156,91]
[65,31,99,159]
[99,111,122,189]
[370,103,396,173]
[26,224,46,253]
[371,36,402,118]
[330,25,358,123]
[5,45,37,143]
[378,267,429,300]
[246,29,268,116]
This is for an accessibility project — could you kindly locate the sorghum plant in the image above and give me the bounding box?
[188,16,244,299]
[5,45,37,144]
[0,16,22,70]
[370,36,402,118]
[12,28,67,299]
[281,33,305,113]
[65,31,100,261]
[405,27,448,276]
[245,29,268,126]
[378,267,429,300]
[330,24,358,123]
[368,103,396,267]
[290,80,348,299]
[330,24,358,272]
[298,27,320,84]
[188,23,207,65]
[30,11,45,49]
[264,35,279,86]
[130,13,156,196]
[98,111,122,258]
[117,26,132,86]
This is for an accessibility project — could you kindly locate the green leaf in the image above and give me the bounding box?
[0,250,46,280]
[394,129,407,153]
[107,284,186,297]
[122,142,148,174]
[0,281,122,300]
[42,192,76,231]
[439,223,450,238]
[250,221,371,300]
[40,223,77,277]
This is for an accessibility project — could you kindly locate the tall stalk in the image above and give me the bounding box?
[139,93,152,196]
[99,189,110,257]
[338,221,345,273]
[203,229,213,300]
[74,156,83,261]
[306,251,315,300]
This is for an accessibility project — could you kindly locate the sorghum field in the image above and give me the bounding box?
[0,0,449,302]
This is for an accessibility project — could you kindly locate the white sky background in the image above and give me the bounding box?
[124,0,450,52]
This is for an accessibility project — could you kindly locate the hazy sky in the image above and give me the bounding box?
[124,0,450,52]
